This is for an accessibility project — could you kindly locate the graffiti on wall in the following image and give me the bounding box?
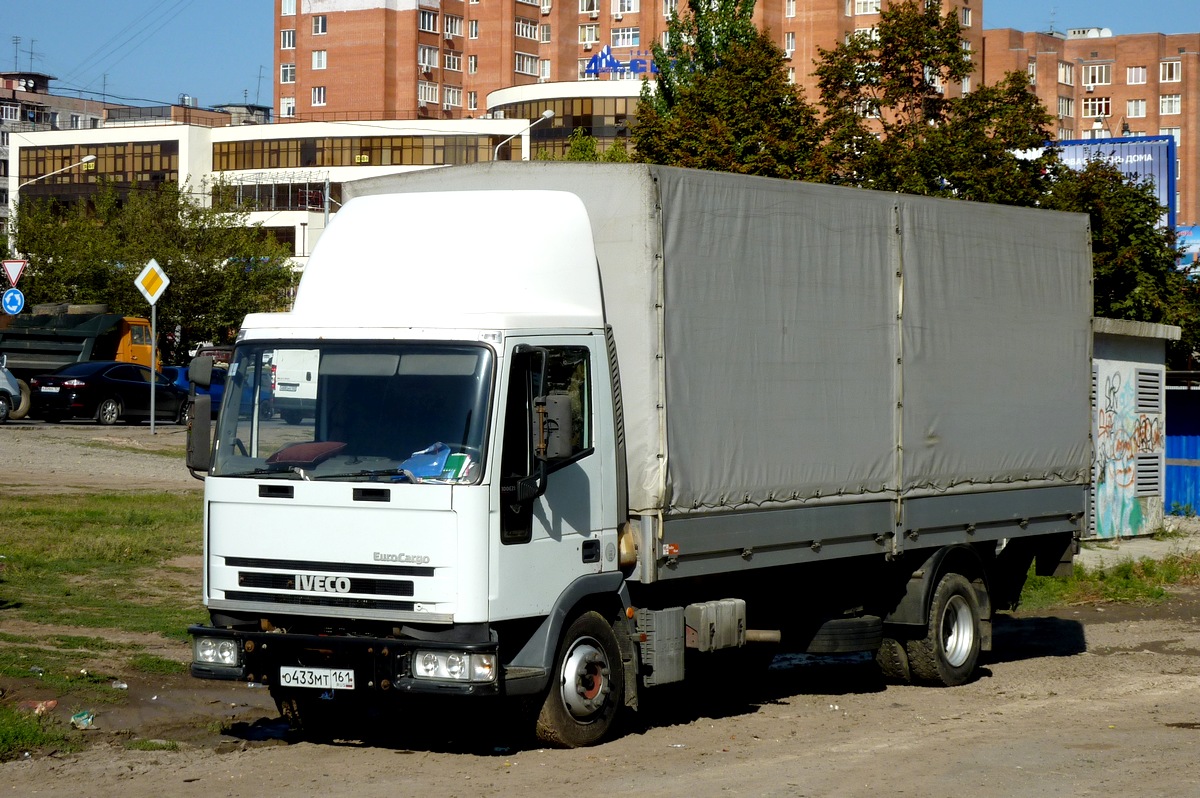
[1094,368,1164,538]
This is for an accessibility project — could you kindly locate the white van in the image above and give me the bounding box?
[271,348,319,424]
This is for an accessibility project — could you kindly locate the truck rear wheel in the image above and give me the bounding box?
[9,379,31,420]
[536,611,624,748]
[905,573,981,686]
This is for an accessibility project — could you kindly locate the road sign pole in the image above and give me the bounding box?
[150,304,157,435]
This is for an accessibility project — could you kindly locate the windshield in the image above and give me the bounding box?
[211,342,494,483]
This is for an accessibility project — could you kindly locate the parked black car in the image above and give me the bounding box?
[28,361,190,425]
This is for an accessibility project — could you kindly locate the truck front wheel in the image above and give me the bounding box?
[905,573,981,686]
[536,611,624,748]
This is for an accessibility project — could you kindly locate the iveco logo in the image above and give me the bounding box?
[296,574,351,593]
[373,552,431,565]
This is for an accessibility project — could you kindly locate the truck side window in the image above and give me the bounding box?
[540,347,591,458]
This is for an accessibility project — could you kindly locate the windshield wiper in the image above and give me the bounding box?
[219,466,299,479]
[313,468,419,483]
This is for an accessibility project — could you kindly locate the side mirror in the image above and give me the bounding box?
[535,393,573,461]
[188,355,214,389]
[514,462,548,502]
[0,354,6,370]
[187,394,212,477]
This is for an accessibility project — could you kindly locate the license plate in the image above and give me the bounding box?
[278,666,355,690]
[40,386,60,393]
[279,384,297,392]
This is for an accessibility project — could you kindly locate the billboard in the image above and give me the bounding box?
[1056,135,1178,230]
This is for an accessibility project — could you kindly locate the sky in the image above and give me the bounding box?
[1,1,1197,112]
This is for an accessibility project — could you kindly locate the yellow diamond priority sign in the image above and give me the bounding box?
[135,258,170,305]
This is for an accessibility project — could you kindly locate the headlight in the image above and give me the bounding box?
[193,636,240,666]
[411,650,496,683]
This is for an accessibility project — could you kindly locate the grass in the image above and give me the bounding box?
[0,492,205,761]
[0,491,205,639]
[1019,550,1200,610]
[82,440,189,459]
[123,738,180,752]
[0,704,77,761]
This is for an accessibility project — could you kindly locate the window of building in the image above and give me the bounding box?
[854,0,881,13]
[580,0,600,13]
[1082,96,1111,117]
[1027,61,1037,84]
[1057,96,1074,118]
[516,17,539,38]
[578,58,597,80]
[1058,61,1073,85]
[579,24,599,43]
[1127,65,1147,84]
[311,87,326,106]
[1160,94,1181,115]
[418,45,439,71]
[612,26,639,47]
[281,29,295,49]
[469,20,479,38]
[1161,61,1181,82]
[468,54,478,73]
[281,0,295,15]
[312,15,327,35]
[280,97,296,118]
[785,31,795,54]
[961,39,971,61]
[615,0,638,12]
[1127,98,1146,118]
[517,0,540,5]
[539,59,552,78]
[445,15,463,36]
[419,10,438,33]
[1058,126,1073,140]
[515,52,539,75]
[787,67,795,84]
[445,51,462,71]
[1159,127,1180,145]
[785,0,795,17]
[663,0,676,16]
[280,63,296,83]
[960,7,971,26]
[1,104,18,121]
[541,24,552,42]
[444,86,463,107]
[961,75,971,93]
[419,81,440,104]
[468,91,478,110]
[312,50,327,70]
[1082,64,1110,86]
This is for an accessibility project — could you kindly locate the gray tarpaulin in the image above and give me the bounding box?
[346,163,1093,518]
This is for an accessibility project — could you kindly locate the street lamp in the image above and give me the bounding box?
[493,110,555,161]
[17,154,97,190]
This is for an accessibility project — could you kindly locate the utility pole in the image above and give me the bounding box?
[255,65,265,105]
[11,36,19,71]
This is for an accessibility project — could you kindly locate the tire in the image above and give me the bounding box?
[97,397,121,426]
[536,611,624,748]
[876,637,911,682]
[0,393,10,423]
[281,409,303,425]
[10,379,31,420]
[905,573,982,686]
[177,400,192,427]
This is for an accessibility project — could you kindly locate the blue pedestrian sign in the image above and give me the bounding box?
[2,287,25,315]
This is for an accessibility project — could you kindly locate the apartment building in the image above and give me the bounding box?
[272,0,984,137]
[983,27,1199,231]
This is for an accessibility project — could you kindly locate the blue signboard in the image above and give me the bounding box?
[1180,224,1200,274]
[1056,135,1178,230]
[2,287,25,315]
[583,45,660,77]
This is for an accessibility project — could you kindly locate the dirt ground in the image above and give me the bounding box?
[4,422,1200,797]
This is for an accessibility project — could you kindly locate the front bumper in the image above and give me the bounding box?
[189,625,504,697]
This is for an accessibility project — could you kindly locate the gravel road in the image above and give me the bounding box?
[3,421,1200,797]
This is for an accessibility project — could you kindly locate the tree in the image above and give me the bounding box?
[11,179,296,362]
[813,0,1055,204]
[1044,159,1195,366]
[538,128,631,162]
[633,0,820,178]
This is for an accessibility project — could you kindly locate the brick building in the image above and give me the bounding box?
[272,0,983,126]
[983,26,1199,229]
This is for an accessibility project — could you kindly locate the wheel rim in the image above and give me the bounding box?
[940,594,975,667]
[558,636,612,721]
[100,400,118,423]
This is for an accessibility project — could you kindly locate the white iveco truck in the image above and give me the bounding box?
[186,163,1092,747]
